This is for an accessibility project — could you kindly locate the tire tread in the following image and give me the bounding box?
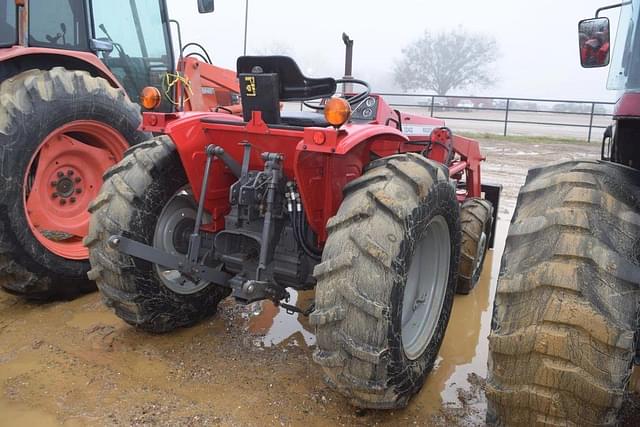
[487,160,640,426]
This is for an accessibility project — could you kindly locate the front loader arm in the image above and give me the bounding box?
[180,57,241,112]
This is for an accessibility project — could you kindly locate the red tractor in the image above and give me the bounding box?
[85,48,500,406]
[487,2,640,425]
[0,0,239,299]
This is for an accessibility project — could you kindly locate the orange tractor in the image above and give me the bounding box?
[0,0,238,299]
[487,2,640,425]
[81,30,501,411]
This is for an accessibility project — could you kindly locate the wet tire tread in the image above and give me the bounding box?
[313,153,460,408]
[0,67,143,300]
[487,160,640,426]
[457,198,493,294]
[86,136,228,333]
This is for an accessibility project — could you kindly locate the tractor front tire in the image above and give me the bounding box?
[85,136,230,333]
[0,67,145,300]
[487,161,640,426]
[456,198,493,294]
[312,153,461,409]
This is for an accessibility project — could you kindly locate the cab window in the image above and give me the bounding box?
[91,0,173,110]
[29,0,88,50]
[1,1,17,46]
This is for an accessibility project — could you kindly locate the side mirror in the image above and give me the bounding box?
[197,0,214,13]
[579,17,610,68]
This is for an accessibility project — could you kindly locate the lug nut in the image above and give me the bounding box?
[57,171,64,178]
[52,193,58,199]
[75,177,81,183]
[70,197,76,203]
[67,170,74,176]
[51,181,57,187]
[60,199,66,206]
[75,188,82,194]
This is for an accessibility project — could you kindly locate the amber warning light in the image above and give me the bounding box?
[140,86,162,110]
[324,98,351,127]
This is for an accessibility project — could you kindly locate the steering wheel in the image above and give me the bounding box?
[303,78,371,111]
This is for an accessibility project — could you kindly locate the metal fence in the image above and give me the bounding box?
[377,94,616,142]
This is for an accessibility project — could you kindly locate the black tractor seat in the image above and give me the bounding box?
[280,111,330,128]
[237,56,336,125]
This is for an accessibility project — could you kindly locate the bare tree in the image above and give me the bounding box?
[395,29,499,95]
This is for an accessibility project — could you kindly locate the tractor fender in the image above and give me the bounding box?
[0,46,123,89]
[298,124,409,155]
[294,124,410,242]
[149,111,241,171]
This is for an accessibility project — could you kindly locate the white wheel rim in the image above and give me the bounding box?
[401,215,451,360]
[153,187,210,295]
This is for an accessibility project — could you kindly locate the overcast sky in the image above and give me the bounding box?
[167,0,622,102]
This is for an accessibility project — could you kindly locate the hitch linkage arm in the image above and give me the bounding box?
[106,145,308,313]
[107,235,232,286]
[108,144,232,288]
[256,152,283,281]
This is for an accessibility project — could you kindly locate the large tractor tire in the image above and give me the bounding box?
[85,136,230,333]
[0,67,146,300]
[311,153,461,409]
[487,160,640,426]
[456,198,493,294]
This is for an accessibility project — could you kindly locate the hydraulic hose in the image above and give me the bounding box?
[287,184,322,261]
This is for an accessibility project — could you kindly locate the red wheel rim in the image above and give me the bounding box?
[23,121,129,260]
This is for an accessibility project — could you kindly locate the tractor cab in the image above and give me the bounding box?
[606,0,640,91]
[2,0,179,112]
[579,0,640,168]
[89,0,176,111]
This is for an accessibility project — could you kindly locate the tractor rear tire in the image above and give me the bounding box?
[487,161,640,426]
[0,67,146,300]
[311,153,461,409]
[85,136,230,333]
[456,198,493,294]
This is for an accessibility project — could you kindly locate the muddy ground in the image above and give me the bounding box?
[1,137,638,426]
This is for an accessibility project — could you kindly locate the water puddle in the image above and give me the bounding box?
[0,354,42,384]
[0,400,61,427]
[65,310,124,330]
[247,290,316,347]
[0,399,90,427]
[416,218,509,417]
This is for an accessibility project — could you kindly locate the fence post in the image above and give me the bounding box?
[587,102,595,143]
[430,96,435,117]
[504,99,510,137]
